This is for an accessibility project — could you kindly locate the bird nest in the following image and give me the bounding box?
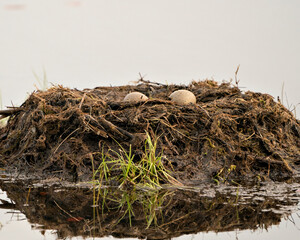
[0,80,299,185]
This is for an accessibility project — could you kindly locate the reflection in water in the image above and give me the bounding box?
[0,178,299,239]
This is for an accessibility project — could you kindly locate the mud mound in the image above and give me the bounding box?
[0,80,299,184]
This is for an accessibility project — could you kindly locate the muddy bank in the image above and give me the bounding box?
[0,80,299,184]
[0,179,299,239]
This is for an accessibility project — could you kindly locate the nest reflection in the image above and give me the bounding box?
[0,179,299,239]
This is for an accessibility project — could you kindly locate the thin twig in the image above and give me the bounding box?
[79,93,87,109]
[53,128,80,154]
[0,108,23,117]
[53,200,82,222]
[235,65,240,87]
[138,72,167,86]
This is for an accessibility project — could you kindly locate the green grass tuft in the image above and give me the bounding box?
[106,132,177,189]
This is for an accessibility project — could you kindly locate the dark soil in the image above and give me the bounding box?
[0,80,299,184]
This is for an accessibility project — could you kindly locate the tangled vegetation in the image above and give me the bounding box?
[0,79,299,185]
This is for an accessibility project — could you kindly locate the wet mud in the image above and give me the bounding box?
[0,80,299,185]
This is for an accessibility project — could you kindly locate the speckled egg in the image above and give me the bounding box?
[123,92,148,102]
[169,90,196,105]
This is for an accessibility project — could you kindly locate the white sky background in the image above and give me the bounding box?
[0,0,299,115]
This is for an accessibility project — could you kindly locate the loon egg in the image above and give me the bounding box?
[123,92,148,102]
[169,90,196,105]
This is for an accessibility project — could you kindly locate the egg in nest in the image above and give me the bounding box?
[123,92,148,102]
[169,90,196,105]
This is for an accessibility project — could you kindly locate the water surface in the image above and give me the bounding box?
[0,176,299,239]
